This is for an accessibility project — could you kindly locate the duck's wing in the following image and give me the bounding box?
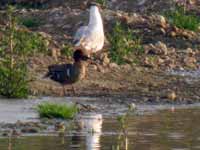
[45,64,73,82]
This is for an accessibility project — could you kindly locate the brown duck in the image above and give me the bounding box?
[44,50,89,95]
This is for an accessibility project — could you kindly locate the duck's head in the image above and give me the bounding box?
[73,50,90,62]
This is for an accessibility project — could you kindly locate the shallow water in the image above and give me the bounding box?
[0,100,200,150]
[170,69,200,78]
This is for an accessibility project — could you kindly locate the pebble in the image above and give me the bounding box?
[167,91,177,101]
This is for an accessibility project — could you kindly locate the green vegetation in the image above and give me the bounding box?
[0,6,48,98]
[19,16,43,28]
[113,104,136,150]
[15,2,47,9]
[37,102,78,119]
[166,6,200,31]
[96,0,107,6]
[61,44,73,58]
[108,21,143,65]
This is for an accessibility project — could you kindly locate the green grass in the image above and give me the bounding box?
[166,6,200,31]
[19,16,43,28]
[37,102,78,119]
[96,0,107,6]
[108,21,143,65]
[61,44,73,58]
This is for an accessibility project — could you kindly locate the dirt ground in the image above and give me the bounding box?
[0,0,200,103]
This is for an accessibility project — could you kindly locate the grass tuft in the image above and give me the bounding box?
[96,0,107,6]
[37,102,78,119]
[166,6,200,31]
[108,21,143,65]
[19,17,42,28]
[61,44,73,58]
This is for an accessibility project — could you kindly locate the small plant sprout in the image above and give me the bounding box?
[37,102,78,119]
[115,105,136,150]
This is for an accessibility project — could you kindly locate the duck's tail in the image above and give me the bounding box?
[43,71,51,79]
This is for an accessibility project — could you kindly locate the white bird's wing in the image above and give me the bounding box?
[74,28,104,52]
[73,26,88,45]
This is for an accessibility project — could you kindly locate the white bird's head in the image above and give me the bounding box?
[87,2,102,12]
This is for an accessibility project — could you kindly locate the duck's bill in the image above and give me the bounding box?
[82,55,91,61]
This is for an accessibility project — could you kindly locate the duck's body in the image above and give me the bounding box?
[74,4,104,55]
[46,62,86,85]
[45,50,88,95]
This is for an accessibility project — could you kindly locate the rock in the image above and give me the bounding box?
[143,57,155,68]
[2,131,9,137]
[144,42,168,56]
[157,57,165,64]
[167,91,177,101]
[51,47,61,61]
[170,31,177,37]
[55,122,65,132]
[11,129,21,137]
[121,64,132,70]
[160,28,166,35]
[182,31,193,39]
[129,103,136,110]
[138,0,147,6]
[21,127,39,133]
[183,57,197,68]
[90,64,98,70]
[186,48,195,56]
[158,15,167,28]
[100,53,110,66]
[155,41,168,55]
[109,62,119,69]
[97,65,105,73]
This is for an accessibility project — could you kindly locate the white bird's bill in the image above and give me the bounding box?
[73,5,104,54]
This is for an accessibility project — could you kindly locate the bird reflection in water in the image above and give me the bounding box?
[71,113,103,150]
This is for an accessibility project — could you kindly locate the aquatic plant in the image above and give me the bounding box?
[165,5,200,31]
[37,102,78,119]
[113,104,136,150]
[108,21,143,65]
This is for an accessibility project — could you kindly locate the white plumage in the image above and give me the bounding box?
[73,5,104,55]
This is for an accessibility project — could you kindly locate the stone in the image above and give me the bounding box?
[109,63,119,69]
[158,15,167,28]
[183,57,197,68]
[170,31,177,37]
[100,53,110,66]
[155,41,168,55]
[90,64,98,70]
[186,48,195,56]
[157,58,165,64]
[21,127,39,133]
[121,64,131,70]
[167,91,176,101]
[160,28,166,35]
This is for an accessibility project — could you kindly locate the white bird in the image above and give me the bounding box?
[73,3,104,56]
